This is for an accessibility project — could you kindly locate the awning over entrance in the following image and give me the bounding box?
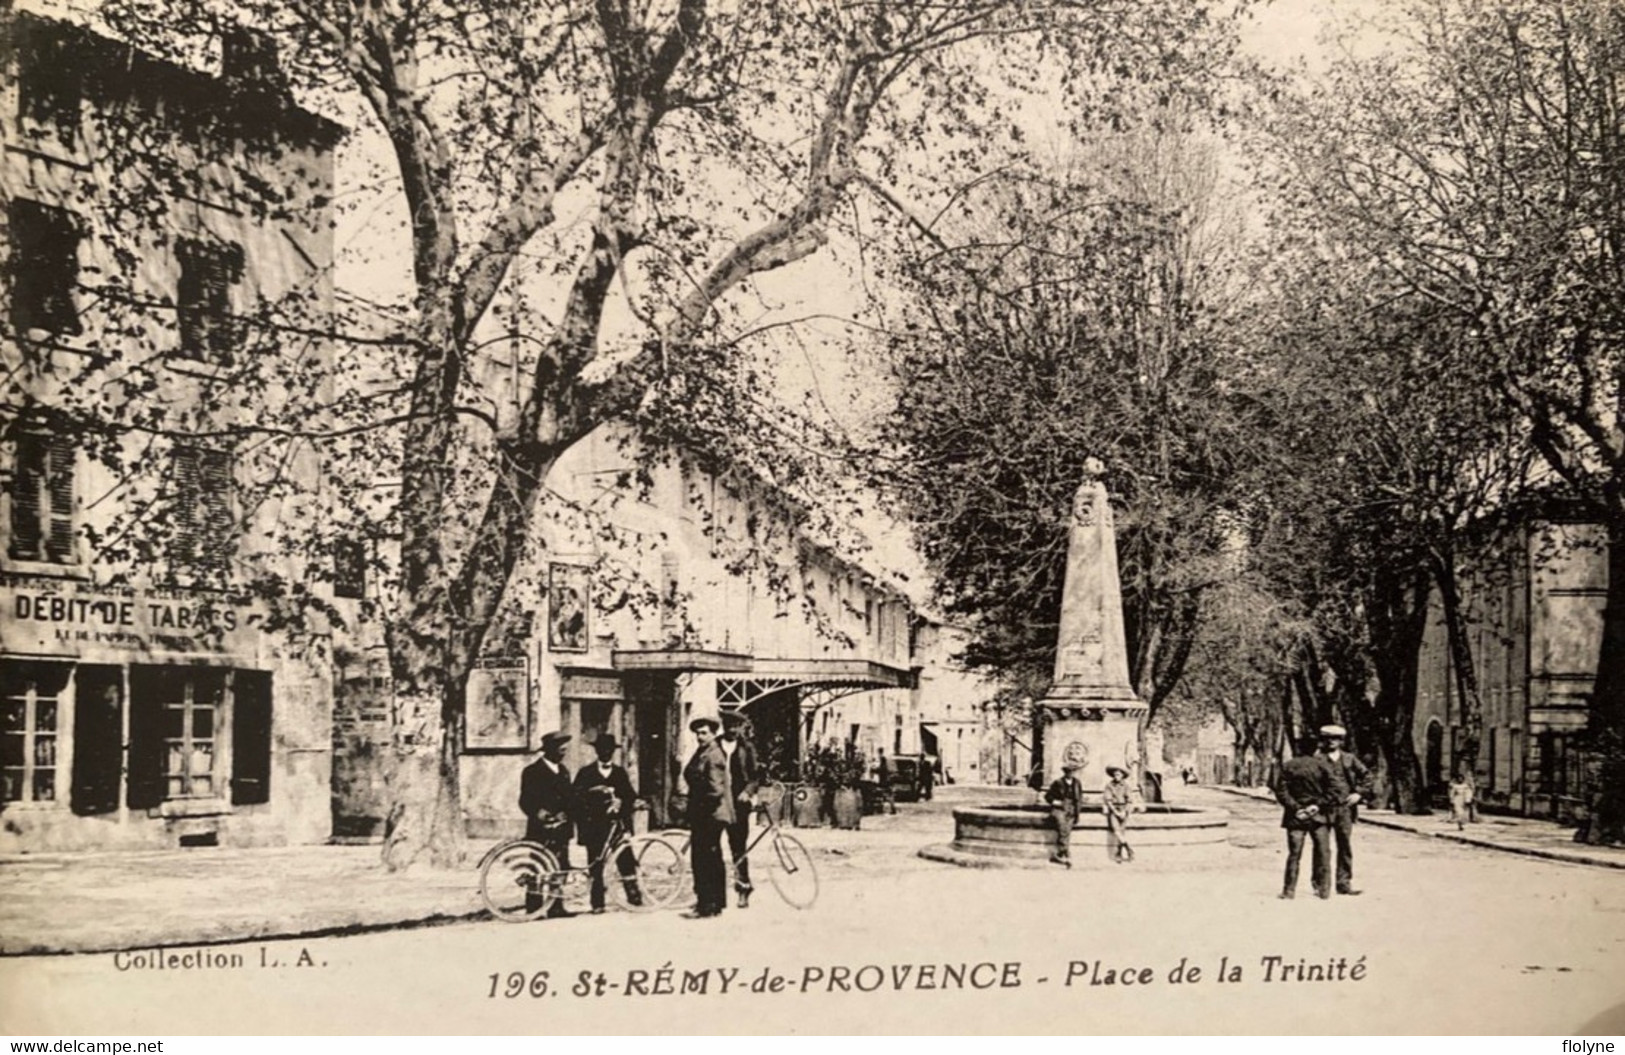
[716,658,914,711]
[610,648,754,673]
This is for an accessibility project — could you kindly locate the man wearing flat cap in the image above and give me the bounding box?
[720,710,762,908]
[519,730,576,918]
[682,716,736,918]
[573,734,642,913]
[1317,724,1373,895]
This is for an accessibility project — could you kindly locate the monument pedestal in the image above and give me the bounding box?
[1039,699,1147,791]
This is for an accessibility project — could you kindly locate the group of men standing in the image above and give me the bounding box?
[518,712,760,921]
[1273,723,1374,899]
[518,730,642,917]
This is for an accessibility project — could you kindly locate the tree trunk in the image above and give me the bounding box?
[1432,545,1485,783]
[1364,565,1432,814]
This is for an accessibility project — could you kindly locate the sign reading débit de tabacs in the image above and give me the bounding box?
[0,580,255,658]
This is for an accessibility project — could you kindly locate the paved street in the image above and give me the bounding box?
[3,786,1624,1035]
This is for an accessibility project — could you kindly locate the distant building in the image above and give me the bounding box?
[331,421,939,834]
[1414,517,1607,821]
[910,621,1015,786]
[0,9,340,851]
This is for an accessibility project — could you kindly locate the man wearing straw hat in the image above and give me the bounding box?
[1103,764,1137,863]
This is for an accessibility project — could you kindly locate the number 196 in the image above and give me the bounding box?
[488,971,550,997]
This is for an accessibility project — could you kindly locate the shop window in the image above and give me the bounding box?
[176,238,243,364]
[128,667,226,807]
[9,199,83,336]
[8,429,76,564]
[1,660,69,805]
[17,30,81,148]
[169,446,235,582]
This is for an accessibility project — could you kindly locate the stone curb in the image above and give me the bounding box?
[1204,784,1625,872]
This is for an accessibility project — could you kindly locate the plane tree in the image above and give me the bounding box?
[53,0,1245,866]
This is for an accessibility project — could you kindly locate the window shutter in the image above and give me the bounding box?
[231,670,272,806]
[200,449,234,576]
[71,665,122,816]
[177,239,241,364]
[44,433,74,563]
[170,446,202,571]
[125,668,165,810]
[9,434,44,561]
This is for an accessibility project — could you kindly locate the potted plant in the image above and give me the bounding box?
[803,741,867,830]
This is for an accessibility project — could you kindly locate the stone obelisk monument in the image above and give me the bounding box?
[1038,459,1148,790]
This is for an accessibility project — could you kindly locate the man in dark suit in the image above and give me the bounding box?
[1274,736,1335,899]
[1319,723,1374,895]
[572,734,642,914]
[519,730,576,918]
[682,716,736,918]
[720,712,762,908]
[1045,760,1085,867]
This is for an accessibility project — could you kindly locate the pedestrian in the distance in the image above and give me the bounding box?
[1274,736,1335,899]
[1045,760,1085,868]
[1448,769,1475,831]
[1103,765,1136,863]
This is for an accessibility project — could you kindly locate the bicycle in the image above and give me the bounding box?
[477,816,687,922]
[658,781,820,910]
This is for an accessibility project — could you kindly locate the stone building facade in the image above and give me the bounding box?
[0,8,340,851]
[1413,518,1607,820]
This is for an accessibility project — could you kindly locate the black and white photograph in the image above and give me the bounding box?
[1,0,1623,1040]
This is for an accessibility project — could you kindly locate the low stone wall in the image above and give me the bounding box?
[946,803,1231,861]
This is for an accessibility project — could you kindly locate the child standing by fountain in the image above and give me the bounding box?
[1104,765,1136,863]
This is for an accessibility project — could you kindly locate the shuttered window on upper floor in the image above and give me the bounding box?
[169,445,235,582]
[177,238,243,364]
[8,429,76,565]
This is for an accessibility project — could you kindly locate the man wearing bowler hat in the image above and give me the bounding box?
[572,734,642,913]
[519,731,576,918]
[1318,724,1373,895]
[682,716,735,918]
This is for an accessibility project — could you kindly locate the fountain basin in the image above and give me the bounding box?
[921,802,1231,867]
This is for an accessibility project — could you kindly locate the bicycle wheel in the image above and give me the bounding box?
[611,834,689,912]
[479,840,561,922]
[766,831,818,909]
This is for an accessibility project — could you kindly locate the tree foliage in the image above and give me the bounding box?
[54,0,1244,866]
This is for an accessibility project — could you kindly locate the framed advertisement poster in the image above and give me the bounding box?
[464,661,528,750]
[548,562,590,652]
